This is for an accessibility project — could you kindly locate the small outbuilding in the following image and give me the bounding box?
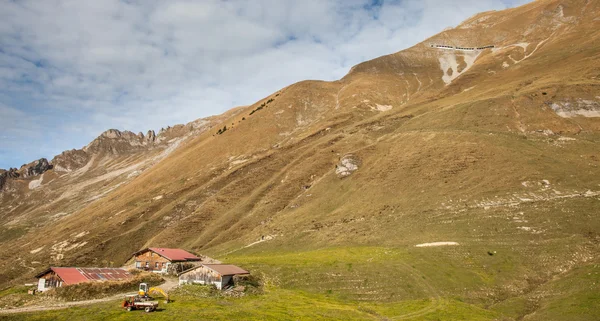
[35,267,132,292]
[178,264,249,290]
[131,248,201,273]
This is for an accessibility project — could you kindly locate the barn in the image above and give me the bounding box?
[35,267,132,292]
[131,248,201,273]
[178,264,249,290]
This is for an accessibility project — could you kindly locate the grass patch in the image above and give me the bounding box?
[2,288,500,321]
[0,226,27,243]
[0,286,39,309]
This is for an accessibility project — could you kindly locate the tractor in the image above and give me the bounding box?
[138,282,170,303]
[121,283,169,312]
[122,295,158,312]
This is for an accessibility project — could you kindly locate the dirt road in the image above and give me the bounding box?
[0,277,179,315]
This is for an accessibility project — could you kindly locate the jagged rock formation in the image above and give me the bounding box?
[20,158,51,178]
[0,169,18,191]
[51,149,90,173]
[0,159,51,191]
[83,129,156,154]
[0,115,222,192]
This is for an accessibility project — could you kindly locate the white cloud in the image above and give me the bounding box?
[0,0,532,168]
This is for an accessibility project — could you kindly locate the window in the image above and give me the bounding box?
[155,262,159,268]
[145,262,149,268]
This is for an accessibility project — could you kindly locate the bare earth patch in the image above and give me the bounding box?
[415,242,460,247]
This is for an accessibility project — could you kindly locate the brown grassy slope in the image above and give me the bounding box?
[0,1,598,312]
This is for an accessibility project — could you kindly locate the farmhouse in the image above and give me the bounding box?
[132,248,201,273]
[35,267,132,292]
[179,264,249,290]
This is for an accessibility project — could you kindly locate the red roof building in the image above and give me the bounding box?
[131,248,201,273]
[35,267,132,292]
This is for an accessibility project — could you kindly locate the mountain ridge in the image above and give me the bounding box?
[1,0,599,319]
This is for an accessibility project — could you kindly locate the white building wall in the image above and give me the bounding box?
[37,278,46,292]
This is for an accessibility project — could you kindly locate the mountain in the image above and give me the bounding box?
[1,0,599,319]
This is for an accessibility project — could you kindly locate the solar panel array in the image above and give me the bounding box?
[77,268,132,281]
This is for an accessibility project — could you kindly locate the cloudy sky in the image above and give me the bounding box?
[0,0,531,169]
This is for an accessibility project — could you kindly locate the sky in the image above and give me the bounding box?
[0,0,531,169]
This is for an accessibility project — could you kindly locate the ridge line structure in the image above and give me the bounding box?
[429,43,495,51]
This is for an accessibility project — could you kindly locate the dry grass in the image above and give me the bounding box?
[0,0,599,319]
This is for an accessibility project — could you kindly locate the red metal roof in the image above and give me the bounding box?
[38,267,132,285]
[202,264,249,276]
[51,267,89,285]
[148,248,201,261]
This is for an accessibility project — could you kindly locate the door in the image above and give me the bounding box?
[37,278,45,292]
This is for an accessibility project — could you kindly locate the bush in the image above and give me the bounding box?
[47,273,164,301]
[128,268,142,275]
[171,275,263,300]
[231,275,264,295]
[217,125,227,135]
[171,284,220,299]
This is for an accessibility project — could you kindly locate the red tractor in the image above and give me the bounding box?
[122,295,158,312]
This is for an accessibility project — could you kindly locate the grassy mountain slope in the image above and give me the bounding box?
[1,0,599,319]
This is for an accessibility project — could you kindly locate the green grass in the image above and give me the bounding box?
[0,285,44,310]
[0,226,27,243]
[0,286,29,298]
[498,263,600,321]
[1,287,500,321]
[224,247,434,301]
[0,247,508,320]
[2,240,598,320]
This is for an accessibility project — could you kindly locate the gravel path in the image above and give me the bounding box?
[0,277,179,315]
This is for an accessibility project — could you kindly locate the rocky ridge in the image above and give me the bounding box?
[0,1,599,319]
[0,117,219,191]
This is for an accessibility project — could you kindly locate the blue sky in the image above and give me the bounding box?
[0,0,530,169]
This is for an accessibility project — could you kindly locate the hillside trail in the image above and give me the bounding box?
[389,262,443,320]
[0,277,179,315]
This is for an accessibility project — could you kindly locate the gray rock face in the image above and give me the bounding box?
[548,98,600,118]
[336,155,361,178]
[23,158,52,178]
[0,170,12,190]
[84,129,151,154]
[52,149,90,172]
[100,129,122,139]
[20,158,51,178]
[1,116,214,193]
[0,159,50,190]
[145,130,156,144]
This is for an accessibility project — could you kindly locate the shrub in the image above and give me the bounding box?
[232,274,263,295]
[171,284,220,299]
[216,125,227,135]
[47,273,164,301]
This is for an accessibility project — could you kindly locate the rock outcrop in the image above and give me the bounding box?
[20,158,51,178]
[0,169,18,190]
[83,129,148,154]
[1,120,214,181]
[336,155,360,178]
[51,149,90,172]
[0,159,50,190]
